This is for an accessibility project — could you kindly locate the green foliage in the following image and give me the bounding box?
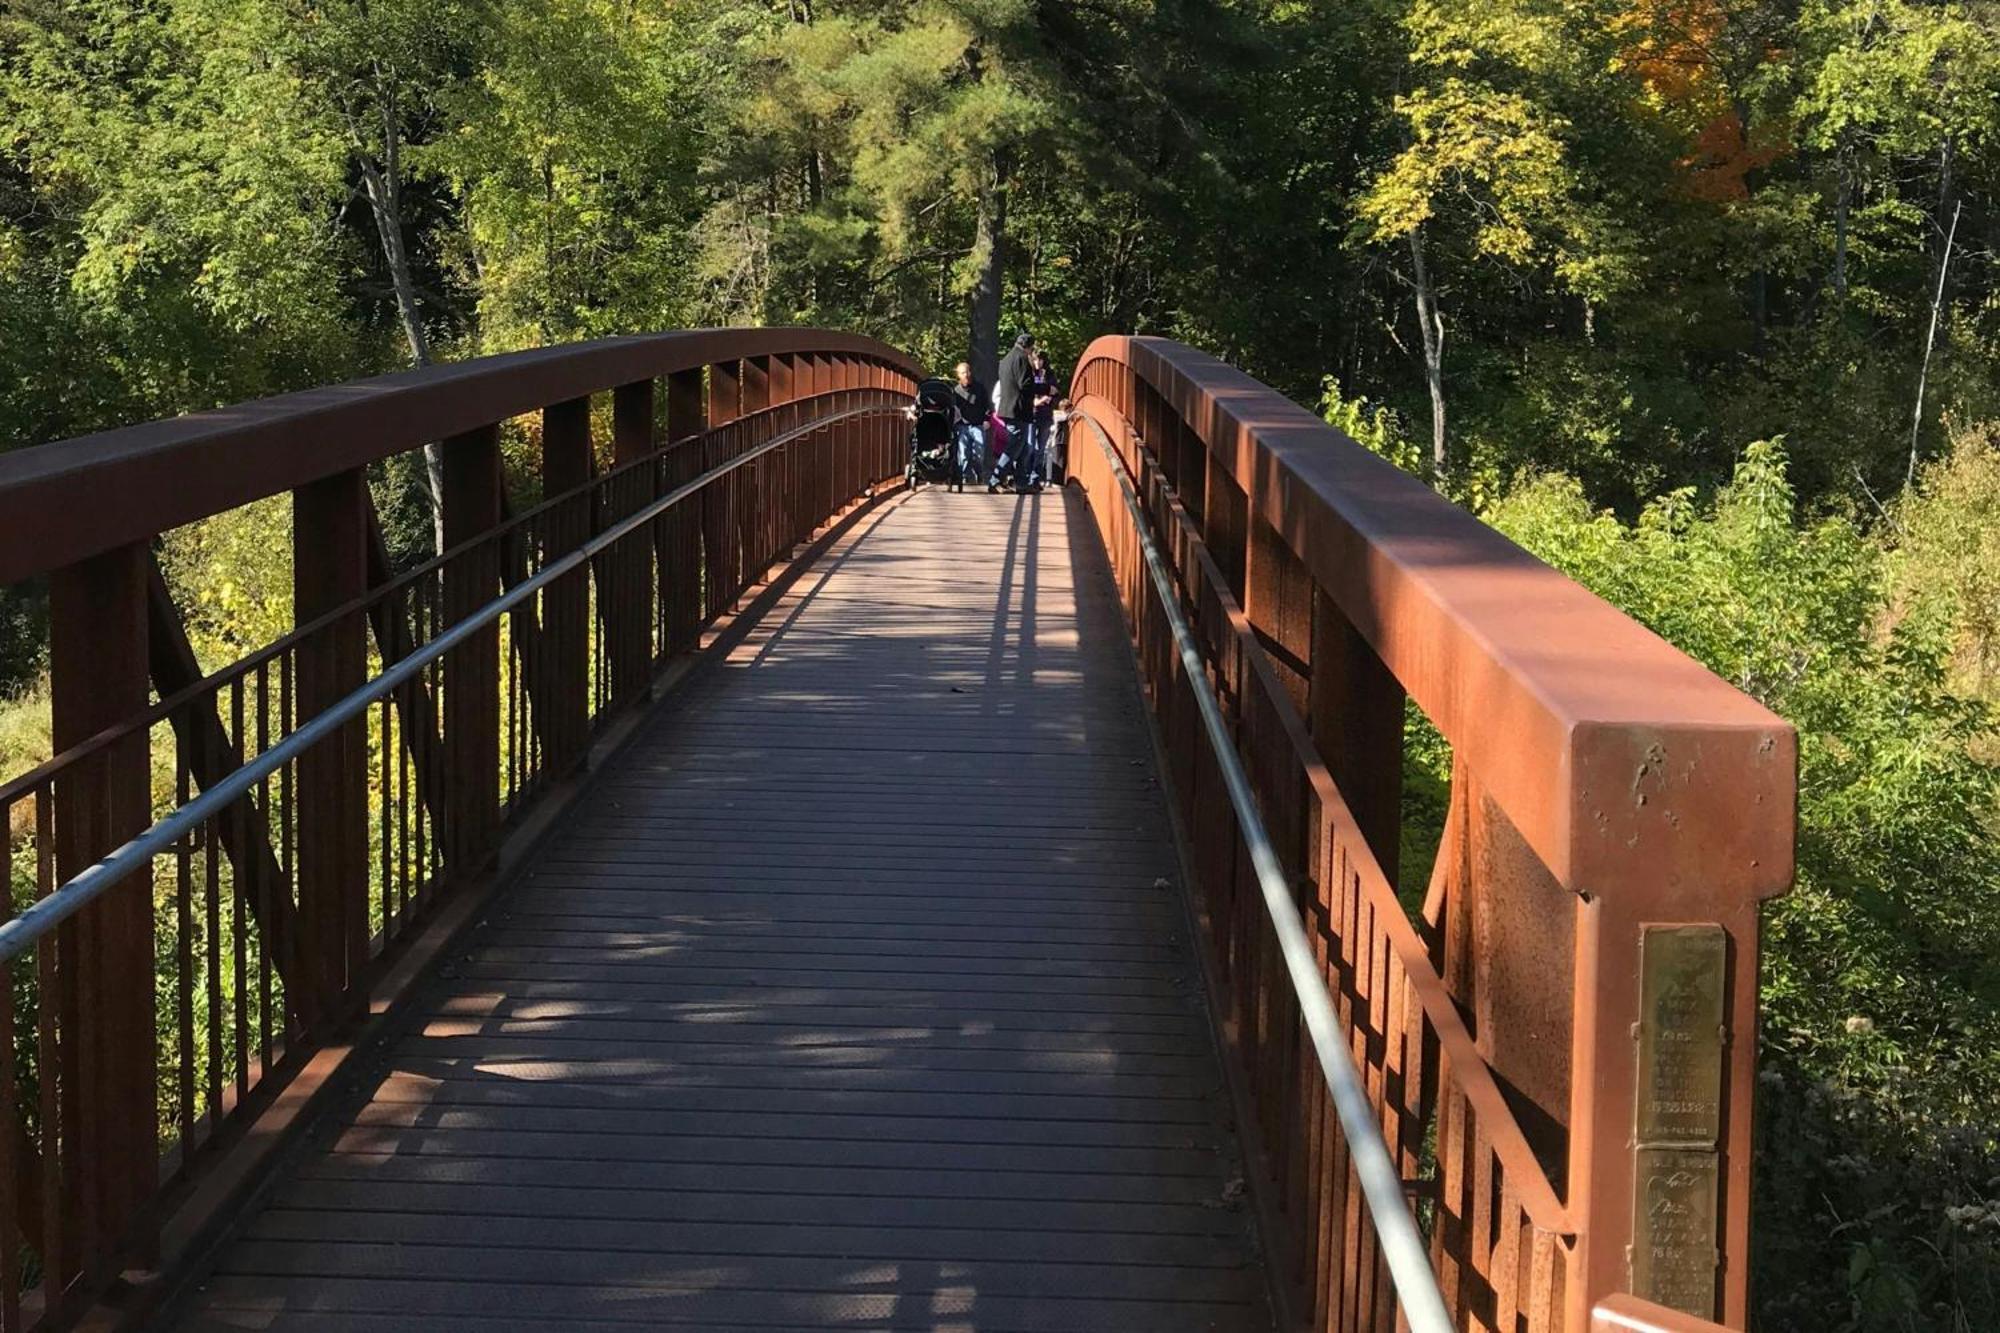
[1320,376,1422,473]
[154,496,294,670]
[3,1,2000,1324]
[1487,440,2000,1331]
[1895,424,2000,698]
[2,0,365,410]
[431,0,708,348]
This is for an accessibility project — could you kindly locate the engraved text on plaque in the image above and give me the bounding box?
[1630,923,1727,1316]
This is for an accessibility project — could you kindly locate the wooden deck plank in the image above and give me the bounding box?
[174,488,1270,1331]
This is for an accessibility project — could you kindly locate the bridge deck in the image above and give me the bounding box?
[176,487,1271,1332]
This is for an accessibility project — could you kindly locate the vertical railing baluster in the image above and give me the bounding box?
[0,827,15,1333]
[229,678,248,1096]
[256,664,274,1071]
[33,788,60,1304]
[174,747,194,1155]
[378,694,392,943]
[279,653,294,1041]
[204,790,221,1142]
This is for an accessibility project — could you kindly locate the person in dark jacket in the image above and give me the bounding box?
[948,361,989,486]
[992,332,1037,493]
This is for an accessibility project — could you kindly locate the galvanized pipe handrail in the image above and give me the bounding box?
[0,400,901,963]
[1075,410,1455,1333]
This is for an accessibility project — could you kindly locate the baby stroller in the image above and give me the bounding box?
[906,379,962,491]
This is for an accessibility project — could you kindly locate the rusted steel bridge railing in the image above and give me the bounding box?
[1065,337,1795,1333]
[0,330,917,1329]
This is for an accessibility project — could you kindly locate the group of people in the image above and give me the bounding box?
[946,332,1068,494]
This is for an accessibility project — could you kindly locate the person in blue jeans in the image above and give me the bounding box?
[994,332,1039,493]
[948,361,988,488]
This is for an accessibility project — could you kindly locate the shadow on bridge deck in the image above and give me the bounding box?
[171,485,1273,1332]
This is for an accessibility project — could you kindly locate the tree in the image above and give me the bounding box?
[274,0,488,549]
[0,0,363,420]
[1355,0,1647,478]
[432,0,711,352]
[710,0,1226,381]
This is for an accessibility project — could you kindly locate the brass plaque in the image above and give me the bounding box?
[1635,924,1726,1145]
[1632,1148,1720,1314]
[1631,923,1727,1316]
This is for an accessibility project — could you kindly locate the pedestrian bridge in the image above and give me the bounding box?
[0,331,1794,1333]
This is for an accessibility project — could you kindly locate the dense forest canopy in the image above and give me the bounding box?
[3,0,1999,1327]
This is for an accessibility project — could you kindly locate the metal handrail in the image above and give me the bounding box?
[0,401,901,963]
[1076,411,1455,1333]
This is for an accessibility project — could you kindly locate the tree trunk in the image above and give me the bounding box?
[542,154,558,343]
[1910,198,1963,487]
[1832,134,1852,302]
[968,147,1010,386]
[1750,268,1767,360]
[1409,229,1447,478]
[357,89,445,555]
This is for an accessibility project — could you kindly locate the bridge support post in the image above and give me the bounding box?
[1202,452,1248,604]
[771,355,803,549]
[769,355,796,433]
[1564,763,1773,1328]
[705,361,743,615]
[608,380,657,704]
[663,369,706,653]
[741,358,773,578]
[47,542,158,1282]
[851,360,865,503]
[1306,589,1403,887]
[294,469,371,1022]
[798,357,819,546]
[541,397,593,773]
[442,425,502,870]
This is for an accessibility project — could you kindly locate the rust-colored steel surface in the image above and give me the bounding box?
[0,330,915,1329]
[1591,1293,1740,1333]
[1065,336,1795,1333]
[0,329,913,588]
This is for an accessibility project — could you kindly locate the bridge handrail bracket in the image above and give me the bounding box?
[1066,337,1795,1333]
[0,330,917,1331]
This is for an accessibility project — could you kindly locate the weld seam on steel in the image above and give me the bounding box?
[0,405,896,963]
[1080,412,1455,1333]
